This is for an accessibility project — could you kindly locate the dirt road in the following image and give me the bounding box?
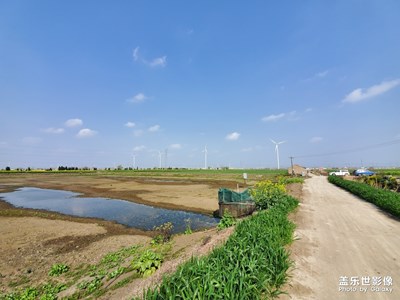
[284,175,399,300]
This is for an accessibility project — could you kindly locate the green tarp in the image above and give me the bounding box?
[218,188,253,203]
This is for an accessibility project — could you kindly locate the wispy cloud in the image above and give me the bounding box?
[169,143,182,149]
[65,118,83,128]
[149,56,167,68]
[342,79,400,103]
[241,147,253,152]
[127,93,147,104]
[262,111,299,122]
[310,136,323,143]
[44,127,64,134]
[148,125,160,132]
[133,145,146,152]
[132,46,167,68]
[76,128,97,138]
[226,132,240,141]
[262,113,285,122]
[302,69,330,82]
[133,47,140,61]
[125,122,136,128]
[316,70,329,78]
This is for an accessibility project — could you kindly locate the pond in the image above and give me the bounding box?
[0,187,219,233]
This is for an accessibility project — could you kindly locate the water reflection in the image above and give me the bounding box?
[0,187,219,233]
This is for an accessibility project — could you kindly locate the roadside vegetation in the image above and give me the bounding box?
[328,175,400,218]
[0,243,170,300]
[141,180,299,299]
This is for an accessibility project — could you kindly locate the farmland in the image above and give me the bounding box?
[0,168,299,299]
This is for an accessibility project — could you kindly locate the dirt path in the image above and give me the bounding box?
[284,175,399,300]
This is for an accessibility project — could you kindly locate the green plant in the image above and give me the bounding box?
[151,222,173,244]
[184,218,193,234]
[143,191,298,299]
[217,210,237,230]
[48,263,69,276]
[108,267,125,279]
[328,175,400,217]
[250,180,287,210]
[132,250,163,277]
[78,276,103,293]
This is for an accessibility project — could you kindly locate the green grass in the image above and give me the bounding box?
[142,191,298,299]
[328,175,400,218]
[0,168,288,183]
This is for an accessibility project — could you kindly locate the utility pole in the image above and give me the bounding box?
[289,156,295,176]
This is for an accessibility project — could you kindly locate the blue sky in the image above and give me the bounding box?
[1,1,400,169]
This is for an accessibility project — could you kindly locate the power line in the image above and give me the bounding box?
[293,138,400,159]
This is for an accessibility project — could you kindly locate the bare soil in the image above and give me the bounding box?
[282,175,400,300]
[0,173,303,299]
[0,173,234,214]
[0,173,237,297]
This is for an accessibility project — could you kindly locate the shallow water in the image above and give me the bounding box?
[0,187,219,233]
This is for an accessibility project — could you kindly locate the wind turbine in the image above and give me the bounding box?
[133,154,136,169]
[158,151,162,168]
[270,139,286,169]
[203,145,208,169]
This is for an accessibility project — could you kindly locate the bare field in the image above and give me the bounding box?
[0,171,301,298]
[0,172,242,296]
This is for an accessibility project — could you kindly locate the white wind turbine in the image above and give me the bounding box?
[203,145,208,169]
[158,150,162,168]
[270,139,286,169]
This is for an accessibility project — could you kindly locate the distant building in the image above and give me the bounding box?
[288,164,308,176]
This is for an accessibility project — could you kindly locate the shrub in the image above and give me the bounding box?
[250,180,286,210]
[328,175,400,218]
[151,222,173,244]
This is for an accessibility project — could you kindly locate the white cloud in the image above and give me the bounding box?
[148,125,160,132]
[310,136,323,143]
[226,132,240,141]
[342,79,400,103]
[169,143,182,149]
[125,122,136,128]
[76,128,97,138]
[241,147,253,152]
[133,47,140,61]
[149,56,167,68]
[316,70,329,78]
[262,111,301,122]
[262,113,285,122]
[132,46,167,68]
[65,118,83,127]
[44,127,65,134]
[133,145,146,152]
[127,93,147,104]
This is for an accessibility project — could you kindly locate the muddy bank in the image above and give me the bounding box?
[0,173,235,214]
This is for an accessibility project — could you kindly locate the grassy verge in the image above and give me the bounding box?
[142,190,298,299]
[0,244,170,300]
[328,175,400,218]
